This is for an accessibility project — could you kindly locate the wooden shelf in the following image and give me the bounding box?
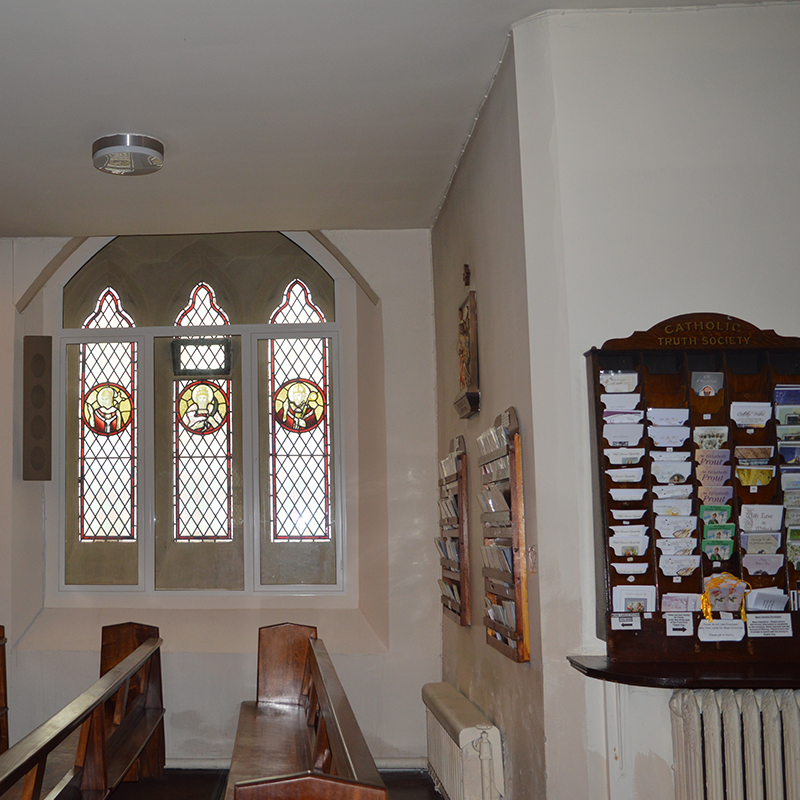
[567,655,800,689]
[576,313,800,682]
[437,436,470,626]
[479,408,529,663]
[478,446,509,468]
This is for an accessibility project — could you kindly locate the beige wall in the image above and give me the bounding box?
[2,229,441,766]
[433,5,800,800]
[520,7,800,798]
[431,44,547,800]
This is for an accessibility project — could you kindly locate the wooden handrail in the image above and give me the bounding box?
[0,636,162,798]
[308,640,383,788]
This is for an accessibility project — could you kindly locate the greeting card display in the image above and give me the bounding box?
[586,312,800,666]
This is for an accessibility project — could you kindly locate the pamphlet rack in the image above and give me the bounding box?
[477,408,530,662]
[581,313,800,681]
[437,436,471,625]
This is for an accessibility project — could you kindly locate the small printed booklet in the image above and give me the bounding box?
[691,372,724,396]
[702,539,733,561]
[699,505,731,525]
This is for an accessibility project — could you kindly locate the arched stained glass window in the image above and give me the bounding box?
[268,280,331,541]
[62,233,344,591]
[79,288,137,540]
[175,281,231,327]
[173,283,233,541]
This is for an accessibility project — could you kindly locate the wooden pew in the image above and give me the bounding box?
[0,626,8,755]
[0,621,165,800]
[226,623,387,800]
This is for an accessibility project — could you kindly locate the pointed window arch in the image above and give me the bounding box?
[175,282,231,327]
[268,280,331,541]
[61,233,346,591]
[79,288,137,540]
[173,283,233,541]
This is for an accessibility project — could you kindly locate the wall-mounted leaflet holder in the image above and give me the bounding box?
[571,313,800,688]
[437,435,471,625]
[477,407,529,662]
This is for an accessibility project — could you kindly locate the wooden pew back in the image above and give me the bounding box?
[0,621,165,800]
[256,623,316,705]
[227,623,387,800]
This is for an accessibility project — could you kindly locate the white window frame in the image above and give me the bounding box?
[49,233,353,598]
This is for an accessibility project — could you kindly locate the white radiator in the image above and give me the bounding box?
[670,688,800,800]
[422,682,504,800]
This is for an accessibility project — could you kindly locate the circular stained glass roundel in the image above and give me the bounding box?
[274,378,326,433]
[83,382,134,435]
[176,380,229,434]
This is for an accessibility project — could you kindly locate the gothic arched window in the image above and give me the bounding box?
[173,283,233,541]
[79,288,137,541]
[268,280,331,542]
[61,233,342,592]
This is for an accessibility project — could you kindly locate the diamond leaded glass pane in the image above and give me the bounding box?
[268,280,331,542]
[79,288,137,541]
[173,284,233,541]
[175,282,230,327]
[174,379,233,541]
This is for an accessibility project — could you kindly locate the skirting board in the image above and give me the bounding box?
[375,757,428,770]
[166,757,428,771]
[166,758,233,770]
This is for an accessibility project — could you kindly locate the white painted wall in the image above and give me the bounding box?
[431,40,549,800]
[3,230,441,766]
[513,5,800,799]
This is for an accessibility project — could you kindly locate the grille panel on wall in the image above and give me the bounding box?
[670,688,800,800]
[422,682,504,800]
[23,335,52,481]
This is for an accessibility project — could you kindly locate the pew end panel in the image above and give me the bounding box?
[256,624,317,706]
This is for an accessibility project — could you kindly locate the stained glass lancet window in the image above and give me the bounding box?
[173,283,233,541]
[79,288,137,540]
[269,279,331,541]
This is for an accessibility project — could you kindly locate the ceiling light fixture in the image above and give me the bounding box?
[92,133,164,176]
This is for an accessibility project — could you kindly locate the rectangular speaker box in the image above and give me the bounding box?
[23,335,52,481]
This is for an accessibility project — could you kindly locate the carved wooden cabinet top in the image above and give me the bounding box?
[597,312,800,352]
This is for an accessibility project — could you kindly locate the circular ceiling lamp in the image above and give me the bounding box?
[92,133,164,176]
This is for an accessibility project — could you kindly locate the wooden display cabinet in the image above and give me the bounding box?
[477,408,530,662]
[437,436,471,625]
[573,313,800,686]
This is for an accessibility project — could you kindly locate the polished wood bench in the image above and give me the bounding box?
[225,623,387,800]
[0,621,165,800]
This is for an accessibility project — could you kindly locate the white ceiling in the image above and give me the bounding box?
[1,0,724,237]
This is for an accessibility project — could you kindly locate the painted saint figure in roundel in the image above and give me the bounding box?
[83,382,134,435]
[177,380,229,434]
[274,379,326,433]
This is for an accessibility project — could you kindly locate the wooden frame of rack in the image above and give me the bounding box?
[571,313,800,687]
[0,625,7,754]
[478,408,529,662]
[438,436,471,626]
